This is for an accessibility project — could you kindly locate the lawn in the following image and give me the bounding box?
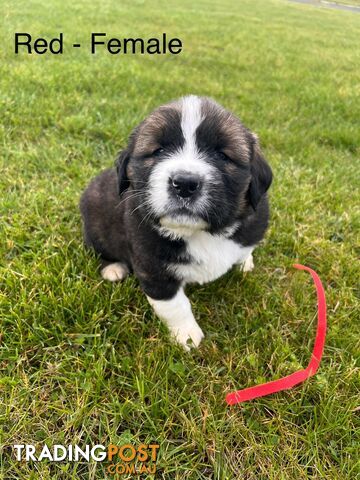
[1,0,359,478]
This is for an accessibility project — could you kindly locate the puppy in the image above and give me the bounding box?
[80,95,272,350]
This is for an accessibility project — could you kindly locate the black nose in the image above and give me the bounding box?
[171,174,202,198]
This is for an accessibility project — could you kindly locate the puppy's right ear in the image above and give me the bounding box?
[248,137,272,210]
[116,148,130,196]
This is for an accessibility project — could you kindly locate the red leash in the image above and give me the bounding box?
[226,264,327,405]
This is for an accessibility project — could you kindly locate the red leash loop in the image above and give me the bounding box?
[226,264,327,405]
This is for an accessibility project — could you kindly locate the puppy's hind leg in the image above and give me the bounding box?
[239,254,254,272]
[100,260,129,282]
[237,248,255,273]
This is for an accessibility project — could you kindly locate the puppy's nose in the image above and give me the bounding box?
[171,174,202,198]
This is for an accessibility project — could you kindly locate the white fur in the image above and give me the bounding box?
[181,95,203,151]
[170,232,254,285]
[148,95,217,222]
[147,289,204,350]
[222,221,241,238]
[101,262,128,282]
[238,253,254,272]
[158,214,208,240]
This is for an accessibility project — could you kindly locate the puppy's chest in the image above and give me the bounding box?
[170,232,252,285]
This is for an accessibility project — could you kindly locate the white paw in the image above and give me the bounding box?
[238,254,254,272]
[101,262,128,282]
[170,321,204,351]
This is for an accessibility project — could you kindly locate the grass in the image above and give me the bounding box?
[1,0,359,478]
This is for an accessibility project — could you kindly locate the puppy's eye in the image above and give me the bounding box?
[217,151,230,161]
[152,148,164,157]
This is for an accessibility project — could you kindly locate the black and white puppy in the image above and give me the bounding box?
[80,95,272,350]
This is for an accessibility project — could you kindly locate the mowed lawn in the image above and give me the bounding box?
[1,0,359,478]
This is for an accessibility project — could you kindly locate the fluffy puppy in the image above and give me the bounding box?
[80,95,272,350]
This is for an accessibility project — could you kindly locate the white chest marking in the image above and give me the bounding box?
[170,231,254,285]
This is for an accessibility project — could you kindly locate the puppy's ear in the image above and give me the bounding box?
[116,148,131,196]
[248,136,272,210]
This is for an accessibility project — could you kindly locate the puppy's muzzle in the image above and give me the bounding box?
[169,173,202,199]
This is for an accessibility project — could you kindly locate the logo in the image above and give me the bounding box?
[13,443,160,476]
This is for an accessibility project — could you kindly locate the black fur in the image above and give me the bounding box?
[248,140,273,210]
[116,148,131,195]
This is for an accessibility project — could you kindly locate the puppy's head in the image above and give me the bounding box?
[116,95,272,237]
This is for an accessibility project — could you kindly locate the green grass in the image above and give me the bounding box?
[1,0,359,478]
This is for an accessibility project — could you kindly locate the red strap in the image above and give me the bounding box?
[226,264,327,405]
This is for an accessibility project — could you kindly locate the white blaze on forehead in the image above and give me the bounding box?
[170,95,211,174]
[180,95,203,153]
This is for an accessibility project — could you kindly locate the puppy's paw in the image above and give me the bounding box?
[101,262,128,282]
[170,321,204,351]
[238,254,254,273]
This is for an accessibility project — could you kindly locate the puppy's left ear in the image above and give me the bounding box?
[116,148,131,196]
[248,136,273,210]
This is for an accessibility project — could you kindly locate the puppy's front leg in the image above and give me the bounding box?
[146,288,204,351]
